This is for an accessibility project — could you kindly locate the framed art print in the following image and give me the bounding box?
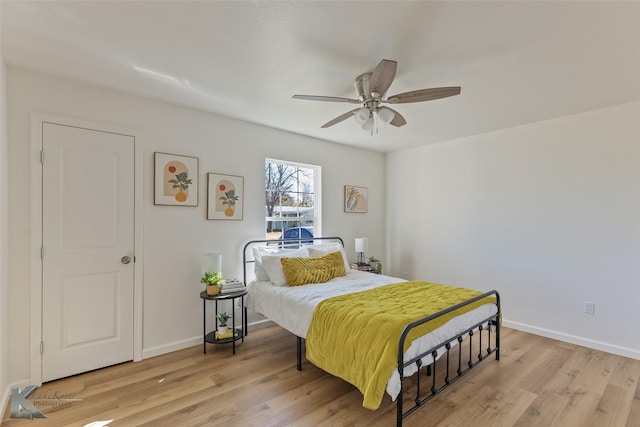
[344,185,368,213]
[208,173,244,220]
[154,152,199,206]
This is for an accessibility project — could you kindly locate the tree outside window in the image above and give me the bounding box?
[265,159,320,240]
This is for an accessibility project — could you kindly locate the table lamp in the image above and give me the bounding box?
[201,253,222,274]
[355,237,368,266]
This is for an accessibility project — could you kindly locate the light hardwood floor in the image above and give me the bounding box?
[3,325,639,426]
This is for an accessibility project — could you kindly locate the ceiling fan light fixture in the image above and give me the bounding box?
[354,107,370,125]
[362,115,375,131]
[377,108,395,124]
[292,59,461,130]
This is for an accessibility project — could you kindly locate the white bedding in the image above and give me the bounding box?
[246,269,498,401]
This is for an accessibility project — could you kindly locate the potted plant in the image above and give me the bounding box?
[168,171,192,203]
[201,271,225,296]
[367,256,383,274]
[219,189,240,217]
[217,312,231,335]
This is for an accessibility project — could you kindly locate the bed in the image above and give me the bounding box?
[242,237,501,426]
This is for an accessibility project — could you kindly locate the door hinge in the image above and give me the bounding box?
[40,246,44,259]
[40,341,44,355]
[40,150,44,164]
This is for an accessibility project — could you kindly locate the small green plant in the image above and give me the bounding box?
[200,271,225,287]
[217,312,230,327]
[168,172,192,192]
[219,189,240,217]
[367,256,383,274]
[168,172,193,202]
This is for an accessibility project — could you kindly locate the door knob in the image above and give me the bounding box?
[121,256,132,264]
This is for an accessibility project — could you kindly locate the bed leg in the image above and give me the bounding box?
[297,336,302,371]
[494,292,501,361]
[495,319,501,361]
[397,393,403,427]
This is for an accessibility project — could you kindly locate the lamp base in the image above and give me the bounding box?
[357,252,367,266]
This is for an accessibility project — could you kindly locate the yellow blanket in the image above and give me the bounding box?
[306,281,496,410]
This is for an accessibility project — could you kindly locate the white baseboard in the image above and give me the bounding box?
[247,318,273,329]
[503,319,640,360]
[142,336,202,360]
[140,320,272,360]
[1,384,9,420]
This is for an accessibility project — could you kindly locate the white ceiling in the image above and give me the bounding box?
[2,1,639,153]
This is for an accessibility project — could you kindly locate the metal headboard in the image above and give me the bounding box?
[242,236,344,284]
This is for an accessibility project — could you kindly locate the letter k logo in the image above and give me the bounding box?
[10,385,47,419]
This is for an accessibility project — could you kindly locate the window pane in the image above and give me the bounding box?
[265,159,319,240]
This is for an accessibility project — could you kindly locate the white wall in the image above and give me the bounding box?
[6,67,386,384]
[387,101,640,359]
[0,3,12,410]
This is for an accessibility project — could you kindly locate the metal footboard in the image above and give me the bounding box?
[396,290,501,426]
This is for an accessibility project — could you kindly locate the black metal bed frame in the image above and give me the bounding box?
[242,236,343,287]
[242,236,501,427]
[396,290,500,426]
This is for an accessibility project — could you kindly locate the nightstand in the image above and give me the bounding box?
[200,288,247,354]
[351,263,380,274]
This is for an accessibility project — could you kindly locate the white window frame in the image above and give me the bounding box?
[265,158,321,239]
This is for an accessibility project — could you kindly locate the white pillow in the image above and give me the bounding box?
[262,254,291,286]
[252,247,308,283]
[307,242,351,271]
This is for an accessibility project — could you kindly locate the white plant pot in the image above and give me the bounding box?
[218,326,229,335]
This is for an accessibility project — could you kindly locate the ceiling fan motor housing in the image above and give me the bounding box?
[354,73,371,101]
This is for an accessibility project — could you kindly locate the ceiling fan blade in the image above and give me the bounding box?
[321,109,360,128]
[385,86,461,104]
[369,59,397,97]
[379,107,407,127]
[293,95,360,104]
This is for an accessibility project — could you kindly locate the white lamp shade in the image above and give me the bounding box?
[354,107,370,125]
[201,253,222,274]
[355,238,368,253]
[378,107,395,124]
[362,116,375,131]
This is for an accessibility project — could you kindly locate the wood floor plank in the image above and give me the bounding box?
[592,384,634,427]
[625,376,640,427]
[545,348,621,427]
[588,358,639,427]
[437,385,536,427]
[511,390,570,427]
[3,325,639,427]
[514,344,574,395]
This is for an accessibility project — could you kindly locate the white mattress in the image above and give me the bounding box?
[246,269,497,401]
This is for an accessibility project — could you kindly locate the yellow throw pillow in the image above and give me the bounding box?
[281,250,347,286]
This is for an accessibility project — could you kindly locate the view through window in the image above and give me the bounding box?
[265,159,320,240]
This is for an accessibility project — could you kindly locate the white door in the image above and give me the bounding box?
[42,122,135,382]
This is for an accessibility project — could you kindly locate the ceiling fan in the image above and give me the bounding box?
[293,59,461,132]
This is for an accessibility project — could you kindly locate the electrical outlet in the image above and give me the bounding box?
[584,301,595,315]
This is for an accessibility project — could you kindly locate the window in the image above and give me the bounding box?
[265,159,321,240]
